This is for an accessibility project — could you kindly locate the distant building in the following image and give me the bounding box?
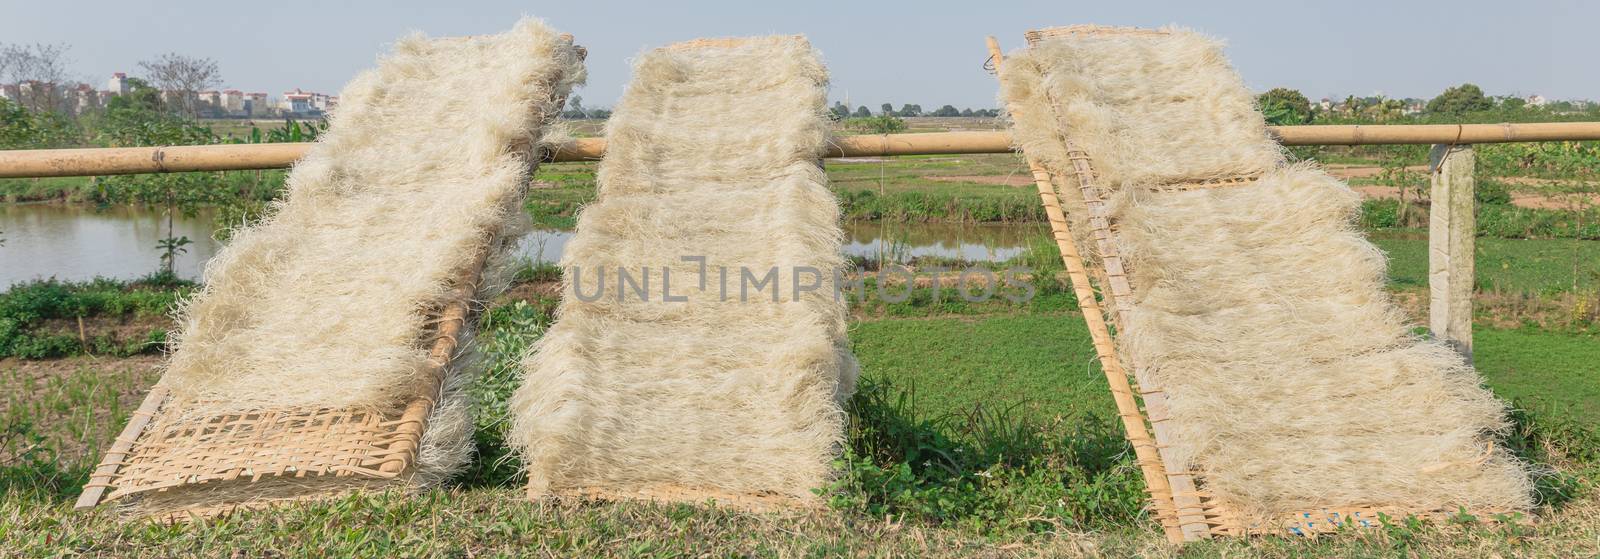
[1318,98,1333,112]
[106,72,130,96]
[311,92,338,111]
[160,89,189,106]
[0,84,16,102]
[280,88,317,115]
[73,84,102,111]
[245,92,270,116]
[1526,95,1547,107]
[199,90,221,110]
[219,89,245,114]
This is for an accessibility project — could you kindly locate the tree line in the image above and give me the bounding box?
[831,102,999,119]
[557,96,1001,121]
[1256,83,1598,126]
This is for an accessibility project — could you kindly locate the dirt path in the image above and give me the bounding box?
[921,174,1034,187]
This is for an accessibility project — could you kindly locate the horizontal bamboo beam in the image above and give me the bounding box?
[3,122,1599,178]
[0,143,312,178]
[1269,122,1600,146]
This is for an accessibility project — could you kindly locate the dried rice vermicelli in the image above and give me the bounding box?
[86,18,585,516]
[510,35,858,505]
[998,25,1532,527]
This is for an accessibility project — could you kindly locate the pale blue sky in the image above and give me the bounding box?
[1,0,1592,108]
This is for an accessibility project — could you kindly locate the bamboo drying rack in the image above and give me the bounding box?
[74,36,586,518]
[988,26,1514,544]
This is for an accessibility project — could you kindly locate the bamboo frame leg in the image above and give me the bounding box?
[986,36,1193,544]
[1060,145,1211,542]
[1025,160,1183,541]
[979,34,1196,541]
[378,248,487,474]
[76,386,169,509]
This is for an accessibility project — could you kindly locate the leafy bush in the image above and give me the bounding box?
[1360,199,1403,229]
[0,278,191,358]
[1478,178,1514,205]
[833,189,1043,223]
[843,115,908,135]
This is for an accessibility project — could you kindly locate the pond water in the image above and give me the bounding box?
[1,204,224,287]
[1,204,1048,287]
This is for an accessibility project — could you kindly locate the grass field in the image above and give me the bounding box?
[2,273,1597,556]
[3,117,1599,555]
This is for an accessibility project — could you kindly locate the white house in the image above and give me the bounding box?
[280,88,316,114]
[106,72,130,96]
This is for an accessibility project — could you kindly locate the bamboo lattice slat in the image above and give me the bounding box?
[76,245,490,517]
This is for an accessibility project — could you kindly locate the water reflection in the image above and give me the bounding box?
[2,202,1045,287]
[1,204,221,287]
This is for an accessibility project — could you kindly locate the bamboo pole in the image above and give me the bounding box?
[987,36,1188,544]
[1272,122,1600,146]
[5,122,1599,178]
[75,386,169,509]
[378,245,486,474]
[991,33,1223,543]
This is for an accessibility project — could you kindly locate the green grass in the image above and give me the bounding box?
[0,176,98,203]
[849,313,1112,421]
[1,279,1598,555]
[2,299,1597,556]
[1372,234,1600,294]
[1477,328,1600,424]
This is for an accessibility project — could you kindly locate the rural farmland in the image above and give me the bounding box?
[3,7,1600,559]
[6,115,1600,555]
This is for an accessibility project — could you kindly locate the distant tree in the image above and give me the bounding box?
[138,53,223,120]
[97,78,214,147]
[1256,87,1312,125]
[853,105,871,117]
[0,97,76,148]
[897,103,922,117]
[1364,97,1405,121]
[1426,83,1492,115]
[880,102,894,115]
[1498,96,1527,110]
[563,95,587,118]
[0,42,72,113]
[829,101,850,121]
[1340,94,1364,115]
[931,104,960,117]
[960,108,974,117]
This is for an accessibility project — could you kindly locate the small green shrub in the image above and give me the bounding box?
[0,278,191,358]
[824,376,1146,535]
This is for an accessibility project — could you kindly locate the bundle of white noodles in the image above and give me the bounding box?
[511,36,858,504]
[999,26,1532,524]
[156,18,585,484]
